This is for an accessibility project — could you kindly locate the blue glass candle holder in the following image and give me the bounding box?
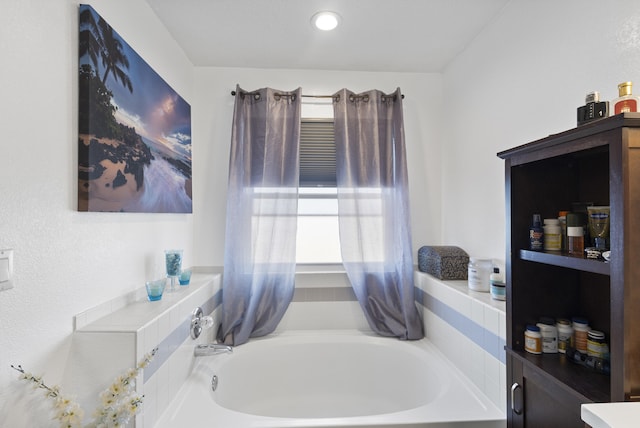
[145,279,166,301]
[164,249,183,291]
[179,269,192,286]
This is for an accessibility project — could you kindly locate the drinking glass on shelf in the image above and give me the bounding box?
[145,278,166,301]
[164,249,183,291]
[179,269,192,286]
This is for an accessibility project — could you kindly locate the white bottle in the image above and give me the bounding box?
[556,318,573,354]
[525,325,542,354]
[543,218,562,251]
[468,258,492,292]
[537,318,558,353]
[572,317,590,353]
[490,267,506,301]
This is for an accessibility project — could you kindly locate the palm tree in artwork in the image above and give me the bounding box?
[79,7,133,93]
[96,17,133,93]
[79,8,102,72]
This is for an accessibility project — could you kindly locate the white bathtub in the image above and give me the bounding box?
[154,330,505,428]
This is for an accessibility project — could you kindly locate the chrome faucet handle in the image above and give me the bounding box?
[190,306,213,339]
[194,343,233,357]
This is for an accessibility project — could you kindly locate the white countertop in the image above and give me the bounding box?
[582,402,640,428]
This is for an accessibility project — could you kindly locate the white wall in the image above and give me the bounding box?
[191,67,444,265]
[441,0,640,262]
[0,0,194,425]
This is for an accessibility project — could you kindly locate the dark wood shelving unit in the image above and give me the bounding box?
[498,113,640,427]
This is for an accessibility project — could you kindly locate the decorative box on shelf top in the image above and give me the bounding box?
[418,245,469,280]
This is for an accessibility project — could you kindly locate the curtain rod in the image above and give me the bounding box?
[230,90,404,100]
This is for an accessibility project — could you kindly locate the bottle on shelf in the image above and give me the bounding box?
[587,330,607,359]
[558,211,569,251]
[537,317,558,354]
[612,81,640,114]
[529,214,544,251]
[572,317,590,353]
[556,318,573,354]
[577,91,609,126]
[543,218,562,251]
[468,258,492,292]
[566,212,586,256]
[489,267,506,301]
[525,325,542,355]
[568,226,584,256]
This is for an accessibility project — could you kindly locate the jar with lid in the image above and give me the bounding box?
[525,325,542,354]
[587,330,607,359]
[537,317,558,353]
[556,318,573,354]
[543,218,562,251]
[572,317,590,353]
[468,258,492,292]
[566,212,586,256]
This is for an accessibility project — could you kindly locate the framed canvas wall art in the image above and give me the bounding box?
[78,4,192,213]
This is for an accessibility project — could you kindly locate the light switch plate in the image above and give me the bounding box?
[0,249,14,291]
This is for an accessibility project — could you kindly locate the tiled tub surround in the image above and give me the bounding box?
[414,271,507,413]
[66,266,505,427]
[68,268,222,428]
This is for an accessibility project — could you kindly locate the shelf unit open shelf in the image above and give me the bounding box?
[508,348,611,404]
[519,249,610,276]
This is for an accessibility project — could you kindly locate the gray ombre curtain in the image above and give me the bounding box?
[333,88,423,340]
[218,85,301,346]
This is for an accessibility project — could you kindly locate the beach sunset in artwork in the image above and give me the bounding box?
[78,4,192,213]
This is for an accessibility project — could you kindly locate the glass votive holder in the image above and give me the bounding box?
[179,269,192,286]
[165,249,183,292]
[145,279,166,301]
[164,249,183,277]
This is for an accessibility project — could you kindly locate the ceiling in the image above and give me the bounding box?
[145,0,511,73]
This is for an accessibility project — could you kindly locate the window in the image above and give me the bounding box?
[296,119,341,264]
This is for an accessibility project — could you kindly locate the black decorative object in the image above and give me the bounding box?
[418,246,469,280]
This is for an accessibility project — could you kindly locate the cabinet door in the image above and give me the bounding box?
[507,355,524,428]
[508,354,587,427]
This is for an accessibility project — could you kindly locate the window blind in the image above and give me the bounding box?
[300,119,336,187]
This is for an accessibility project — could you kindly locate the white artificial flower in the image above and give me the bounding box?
[11,347,157,427]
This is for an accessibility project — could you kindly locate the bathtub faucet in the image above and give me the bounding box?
[194,343,233,357]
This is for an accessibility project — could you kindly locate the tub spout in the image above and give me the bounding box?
[194,343,233,357]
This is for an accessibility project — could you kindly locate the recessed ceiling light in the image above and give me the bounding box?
[311,11,340,31]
